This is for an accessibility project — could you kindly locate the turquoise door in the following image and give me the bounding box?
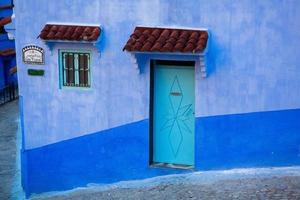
[153,63,195,166]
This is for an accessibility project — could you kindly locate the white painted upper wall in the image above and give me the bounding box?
[15,0,300,149]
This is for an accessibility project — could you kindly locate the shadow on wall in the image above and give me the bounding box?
[95,27,106,53]
[206,31,228,77]
[136,54,148,74]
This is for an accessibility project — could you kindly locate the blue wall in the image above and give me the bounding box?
[0,57,4,87]
[0,0,13,18]
[0,53,16,87]
[22,108,300,196]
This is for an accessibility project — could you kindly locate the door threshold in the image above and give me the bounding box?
[151,162,194,170]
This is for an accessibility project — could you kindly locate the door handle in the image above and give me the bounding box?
[170,92,182,96]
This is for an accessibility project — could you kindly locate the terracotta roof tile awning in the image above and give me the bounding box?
[123,27,208,54]
[0,16,12,27]
[0,48,15,56]
[39,24,101,42]
[0,4,14,10]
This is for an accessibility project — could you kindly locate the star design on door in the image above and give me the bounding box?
[160,75,194,157]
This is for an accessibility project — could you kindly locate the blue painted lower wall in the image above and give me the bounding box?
[22,108,300,196]
[22,119,187,197]
[195,109,300,170]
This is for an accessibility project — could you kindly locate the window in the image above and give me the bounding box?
[60,51,91,88]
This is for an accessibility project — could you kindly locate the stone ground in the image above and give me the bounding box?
[1,100,300,200]
[0,100,24,200]
[32,169,300,200]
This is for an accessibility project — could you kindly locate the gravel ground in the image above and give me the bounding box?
[1,100,300,200]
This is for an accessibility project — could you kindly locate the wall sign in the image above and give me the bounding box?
[22,45,44,65]
[27,69,44,76]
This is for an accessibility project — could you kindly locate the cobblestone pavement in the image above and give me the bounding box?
[0,100,24,200]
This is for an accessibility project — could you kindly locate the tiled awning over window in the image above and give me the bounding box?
[38,24,101,42]
[0,48,15,56]
[0,4,14,10]
[0,16,12,27]
[123,27,208,53]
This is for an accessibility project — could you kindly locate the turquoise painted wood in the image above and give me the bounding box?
[153,64,195,166]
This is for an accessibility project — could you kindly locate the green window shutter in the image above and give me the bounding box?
[84,54,89,87]
[62,53,67,86]
[79,54,85,86]
[68,53,75,86]
[86,54,90,87]
[74,53,79,87]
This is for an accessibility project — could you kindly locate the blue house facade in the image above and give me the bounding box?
[15,0,300,197]
[0,0,16,90]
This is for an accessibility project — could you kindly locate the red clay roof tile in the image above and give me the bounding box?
[174,42,185,51]
[123,27,208,53]
[0,16,12,27]
[166,37,177,45]
[39,24,101,42]
[151,42,163,52]
[162,42,174,52]
[140,42,149,51]
[190,32,199,39]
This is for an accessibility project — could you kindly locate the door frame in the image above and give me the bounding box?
[149,59,196,168]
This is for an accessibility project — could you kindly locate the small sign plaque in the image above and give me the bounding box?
[27,69,45,76]
[22,45,44,65]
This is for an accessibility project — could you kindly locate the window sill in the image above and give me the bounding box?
[59,86,93,91]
